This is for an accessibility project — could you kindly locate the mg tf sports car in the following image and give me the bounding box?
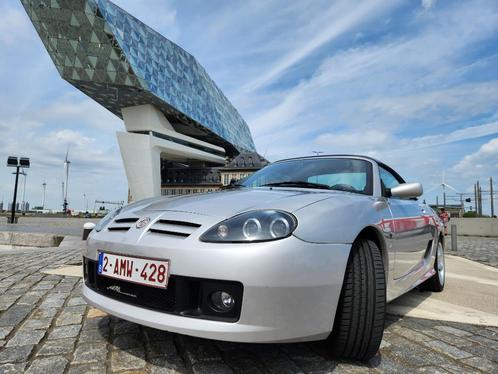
[83,155,445,360]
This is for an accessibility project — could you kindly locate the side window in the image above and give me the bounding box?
[379,167,402,197]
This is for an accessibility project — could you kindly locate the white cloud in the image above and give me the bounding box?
[0,5,31,45]
[239,0,401,94]
[453,138,498,177]
[421,0,437,11]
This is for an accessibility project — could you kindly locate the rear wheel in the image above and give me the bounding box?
[420,240,445,292]
[328,238,386,361]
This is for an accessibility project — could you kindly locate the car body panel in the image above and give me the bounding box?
[84,234,351,342]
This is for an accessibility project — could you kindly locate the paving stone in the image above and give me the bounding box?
[0,305,32,327]
[110,348,146,371]
[191,361,234,374]
[67,297,86,306]
[423,340,473,360]
[64,305,87,315]
[72,341,107,364]
[39,297,66,309]
[221,350,267,374]
[78,326,110,343]
[36,338,76,356]
[48,324,81,339]
[143,327,172,342]
[146,338,178,358]
[113,319,141,336]
[67,363,106,374]
[82,315,110,329]
[56,311,83,326]
[439,361,481,374]
[149,356,187,374]
[177,336,223,366]
[0,345,34,364]
[0,300,16,312]
[461,356,497,372]
[0,326,14,340]
[387,335,448,367]
[419,327,474,348]
[16,292,46,306]
[25,356,68,374]
[31,282,57,291]
[31,307,58,319]
[461,343,498,363]
[112,333,143,350]
[86,307,107,319]
[20,318,52,331]
[0,363,28,373]
[434,325,473,337]
[6,330,45,347]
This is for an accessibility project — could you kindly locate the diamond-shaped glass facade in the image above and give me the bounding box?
[21,0,256,155]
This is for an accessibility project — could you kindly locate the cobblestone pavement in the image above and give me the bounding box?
[448,236,498,268]
[0,246,497,373]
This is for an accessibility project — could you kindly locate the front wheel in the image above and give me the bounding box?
[420,240,445,292]
[327,238,386,361]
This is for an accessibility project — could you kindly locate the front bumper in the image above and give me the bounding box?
[83,234,351,343]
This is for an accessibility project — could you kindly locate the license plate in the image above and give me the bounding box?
[97,251,170,289]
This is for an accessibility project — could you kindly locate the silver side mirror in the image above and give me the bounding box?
[390,182,423,199]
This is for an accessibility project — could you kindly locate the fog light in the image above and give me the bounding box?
[210,291,235,312]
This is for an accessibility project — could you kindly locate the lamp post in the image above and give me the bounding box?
[6,157,30,224]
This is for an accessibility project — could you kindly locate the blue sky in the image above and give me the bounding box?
[0,0,497,212]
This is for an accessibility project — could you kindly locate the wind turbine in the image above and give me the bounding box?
[63,149,71,214]
[426,171,458,207]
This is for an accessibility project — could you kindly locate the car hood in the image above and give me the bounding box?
[126,188,336,218]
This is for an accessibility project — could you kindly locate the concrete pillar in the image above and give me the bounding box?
[117,104,226,202]
[117,132,162,202]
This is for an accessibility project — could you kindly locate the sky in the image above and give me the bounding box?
[0,0,497,213]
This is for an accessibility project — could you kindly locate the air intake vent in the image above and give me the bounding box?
[107,217,139,232]
[148,220,201,239]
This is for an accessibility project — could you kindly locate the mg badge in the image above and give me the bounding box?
[136,217,151,229]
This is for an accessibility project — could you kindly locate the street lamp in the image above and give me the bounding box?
[6,156,30,224]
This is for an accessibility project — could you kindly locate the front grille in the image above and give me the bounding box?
[84,258,242,322]
[107,217,139,232]
[148,219,201,239]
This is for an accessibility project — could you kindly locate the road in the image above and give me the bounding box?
[0,217,99,237]
[0,237,496,373]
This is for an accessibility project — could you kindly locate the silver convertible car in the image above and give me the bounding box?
[83,155,445,360]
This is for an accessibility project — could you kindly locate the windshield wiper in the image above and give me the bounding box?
[260,181,331,190]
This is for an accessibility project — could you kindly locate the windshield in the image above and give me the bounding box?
[241,158,373,195]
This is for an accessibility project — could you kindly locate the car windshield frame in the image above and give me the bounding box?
[240,157,374,195]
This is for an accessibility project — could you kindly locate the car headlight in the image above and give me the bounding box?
[94,208,122,232]
[200,210,297,243]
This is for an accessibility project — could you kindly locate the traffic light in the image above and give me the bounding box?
[465,198,471,203]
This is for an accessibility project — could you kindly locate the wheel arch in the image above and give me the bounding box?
[354,225,388,274]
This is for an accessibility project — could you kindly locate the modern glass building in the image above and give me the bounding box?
[21,0,259,201]
[20,0,255,155]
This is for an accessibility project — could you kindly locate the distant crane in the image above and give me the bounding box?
[63,149,71,214]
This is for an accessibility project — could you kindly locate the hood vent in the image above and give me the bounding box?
[148,219,201,239]
[108,217,139,232]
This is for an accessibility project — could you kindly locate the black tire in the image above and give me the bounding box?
[328,239,386,361]
[420,240,445,292]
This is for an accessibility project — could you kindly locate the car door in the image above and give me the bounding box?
[379,166,433,279]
